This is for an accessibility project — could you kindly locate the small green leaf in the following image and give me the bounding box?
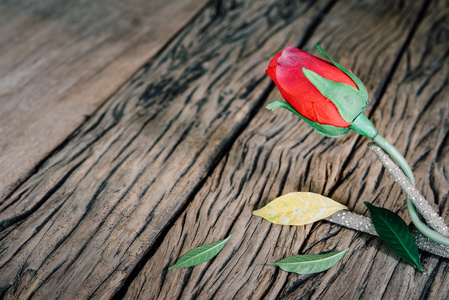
[268,248,348,275]
[364,202,425,273]
[169,234,233,270]
[266,100,350,137]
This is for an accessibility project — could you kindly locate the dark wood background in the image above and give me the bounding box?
[1,0,448,299]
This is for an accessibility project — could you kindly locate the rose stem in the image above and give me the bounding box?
[325,211,449,258]
[372,134,449,247]
[368,142,449,236]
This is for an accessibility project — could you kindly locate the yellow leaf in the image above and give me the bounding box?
[252,192,347,225]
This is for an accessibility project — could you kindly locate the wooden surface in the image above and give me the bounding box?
[0,0,209,200]
[0,0,448,299]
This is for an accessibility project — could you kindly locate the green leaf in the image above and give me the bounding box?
[169,234,233,270]
[268,248,349,275]
[315,44,369,103]
[266,100,350,137]
[302,68,367,123]
[364,202,425,273]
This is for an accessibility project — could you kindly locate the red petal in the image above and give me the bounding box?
[312,101,350,127]
[277,47,356,89]
[268,52,282,70]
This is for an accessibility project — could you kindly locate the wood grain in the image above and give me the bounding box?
[0,0,209,201]
[124,0,449,299]
[0,0,337,298]
[367,1,449,298]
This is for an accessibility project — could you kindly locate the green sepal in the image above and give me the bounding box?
[302,68,367,123]
[266,100,350,138]
[316,44,369,103]
[350,113,378,139]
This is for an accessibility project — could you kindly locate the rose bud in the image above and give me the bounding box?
[266,45,377,139]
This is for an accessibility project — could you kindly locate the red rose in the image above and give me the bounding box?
[266,46,358,127]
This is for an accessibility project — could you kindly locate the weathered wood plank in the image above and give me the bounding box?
[368,1,449,298]
[313,4,449,299]
[124,0,449,299]
[0,0,338,298]
[0,0,209,201]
